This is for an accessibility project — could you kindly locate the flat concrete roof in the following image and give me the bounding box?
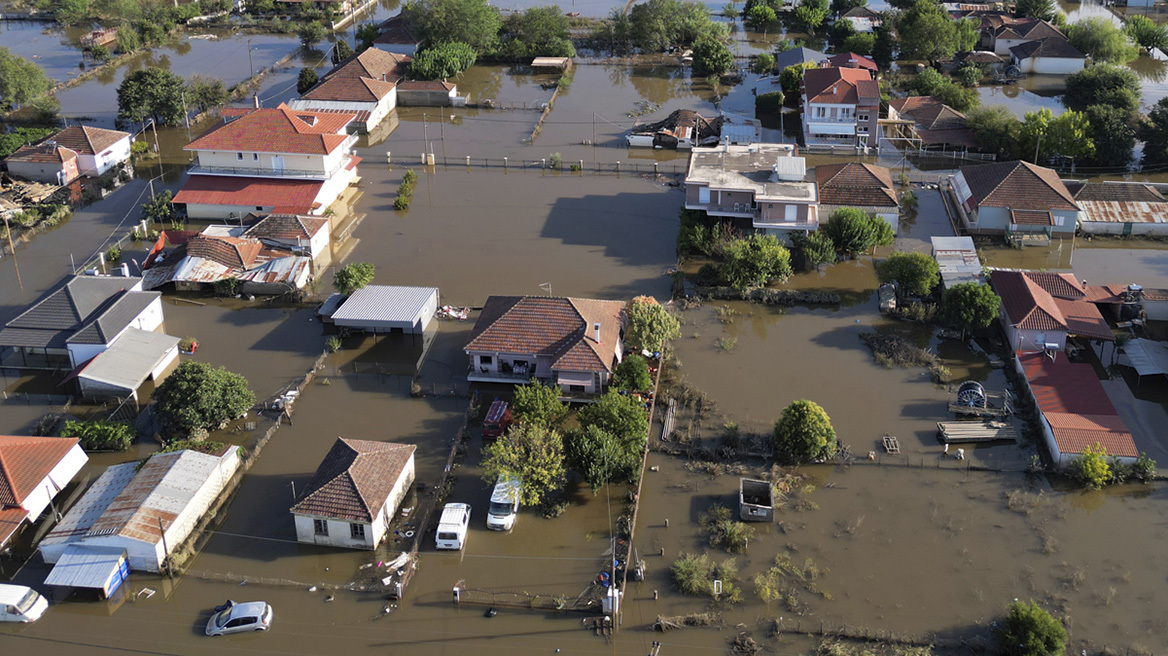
[686,144,816,203]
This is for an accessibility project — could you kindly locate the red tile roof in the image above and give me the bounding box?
[186,235,262,270]
[0,506,25,546]
[291,439,415,523]
[993,271,1112,340]
[816,162,898,208]
[1044,412,1136,458]
[373,14,420,46]
[4,143,78,164]
[466,296,625,373]
[301,75,396,102]
[1026,272,1085,299]
[185,103,355,155]
[803,67,879,105]
[326,48,412,83]
[889,96,969,131]
[0,436,79,507]
[244,213,329,240]
[958,160,1079,212]
[172,176,325,214]
[1010,209,1054,225]
[826,52,877,71]
[397,80,457,92]
[50,125,130,155]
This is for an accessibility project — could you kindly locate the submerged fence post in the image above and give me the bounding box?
[503,157,508,169]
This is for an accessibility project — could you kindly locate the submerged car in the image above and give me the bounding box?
[205,600,273,636]
[0,584,48,623]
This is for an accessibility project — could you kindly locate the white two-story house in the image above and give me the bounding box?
[801,66,880,149]
[684,143,819,236]
[172,103,360,220]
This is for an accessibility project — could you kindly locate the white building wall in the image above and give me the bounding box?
[1018,56,1084,75]
[79,136,132,176]
[20,444,88,522]
[6,160,68,184]
[308,223,332,258]
[150,346,180,380]
[312,165,358,213]
[185,202,273,220]
[292,455,414,550]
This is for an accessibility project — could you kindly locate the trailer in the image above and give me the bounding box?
[739,478,774,522]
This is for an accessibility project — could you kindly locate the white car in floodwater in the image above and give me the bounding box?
[205,600,273,636]
[0,584,48,623]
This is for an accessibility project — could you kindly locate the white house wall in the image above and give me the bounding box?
[21,444,88,523]
[292,455,414,550]
[79,136,132,177]
[1018,57,1084,75]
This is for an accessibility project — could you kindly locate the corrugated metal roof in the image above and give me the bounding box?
[317,293,346,318]
[1077,200,1168,224]
[332,286,438,324]
[42,462,138,547]
[236,255,312,287]
[79,329,179,392]
[44,545,127,590]
[1120,338,1168,377]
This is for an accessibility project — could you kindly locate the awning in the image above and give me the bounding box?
[556,371,593,386]
[45,545,130,598]
[1121,338,1168,377]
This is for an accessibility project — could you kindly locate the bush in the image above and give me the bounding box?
[159,438,226,455]
[755,90,783,113]
[61,419,134,451]
[613,354,653,392]
[565,424,642,490]
[719,234,792,289]
[700,504,754,553]
[876,251,939,298]
[333,262,375,295]
[692,35,733,77]
[296,67,319,94]
[772,399,837,464]
[325,335,342,352]
[153,361,255,437]
[751,52,775,75]
[996,600,1068,656]
[297,21,328,48]
[409,41,477,80]
[671,553,742,603]
[1067,442,1111,489]
[822,208,894,255]
[791,230,836,269]
[512,382,568,428]
[625,295,681,352]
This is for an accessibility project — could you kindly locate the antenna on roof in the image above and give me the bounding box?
[539,282,552,295]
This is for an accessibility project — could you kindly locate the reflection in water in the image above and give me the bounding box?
[1130,54,1168,83]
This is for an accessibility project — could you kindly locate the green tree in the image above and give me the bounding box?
[1138,97,1168,167]
[719,234,792,289]
[625,295,681,352]
[61,419,135,451]
[908,67,978,112]
[356,22,380,51]
[0,127,56,159]
[752,52,776,75]
[1124,15,1168,53]
[402,0,502,53]
[141,190,175,223]
[613,354,653,392]
[408,41,477,80]
[117,66,187,125]
[578,389,649,450]
[566,424,642,490]
[56,0,92,24]
[755,90,784,112]
[298,21,328,49]
[791,230,836,269]
[115,25,141,54]
[772,399,837,463]
[1064,63,1141,114]
[1018,107,1094,163]
[187,75,228,113]
[827,15,856,50]
[153,361,255,437]
[822,208,894,255]
[333,262,375,295]
[876,251,940,298]
[692,35,733,77]
[512,382,568,428]
[956,62,982,87]
[793,3,828,34]
[940,282,1001,334]
[997,600,1069,656]
[779,61,817,95]
[967,105,1021,158]
[499,5,576,58]
[841,32,875,56]
[481,423,565,505]
[297,67,319,94]
[896,0,976,63]
[1084,104,1136,168]
[1068,443,1112,489]
[0,48,54,111]
[1014,0,1055,21]
[746,4,777,29]
[1066,18,1139,64]
[871,24,895,69]
[831,0,865,15]
[332,36,355,64]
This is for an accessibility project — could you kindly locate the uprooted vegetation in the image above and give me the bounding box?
[859,331,949,383]
[652,611,719,632]
[700,504,755,554]
[814,639,935,656]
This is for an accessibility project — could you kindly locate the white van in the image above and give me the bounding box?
[0,584,48,623]
[486,475,522,531]
[435,503,471,550]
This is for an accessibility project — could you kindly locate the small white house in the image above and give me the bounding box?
[328,286,439,335]
[291,439,416,550]
[0,436,88,548]
[2,125,131,184]
[40,448,241,573]
[1009,37,1085,75]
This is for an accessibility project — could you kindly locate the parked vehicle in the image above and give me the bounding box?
[0,584,48,623]
[486,475,522,531]
[205,600,274,636]
[435,502,471,550]
[482,399,512,440]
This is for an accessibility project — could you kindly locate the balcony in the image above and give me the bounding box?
[686,202,758,218]
[188,156,357,180]
[806,115,856,123]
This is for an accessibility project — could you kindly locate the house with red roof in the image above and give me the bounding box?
[951,160,1082,236]
[287,48,412,132]
[3,125,131,184]
[1015,352,1139,467]
[141,232,313,294]
[815,162,899,232]
[991,270,1114,352]
[373,14,420,55]
[172,103,360,220]
[0,436,88,548]
[800,67,880,149]
[291,438,416,550]
[887,96,977,152]
[465,296,626,395]
[826,52,877,72]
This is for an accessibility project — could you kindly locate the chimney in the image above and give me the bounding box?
[253,94,260,109]
[593,322,601,343]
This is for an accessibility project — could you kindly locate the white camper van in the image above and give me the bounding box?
[435,503,471,550]
[0,584,48,623]
[486,475,521,531]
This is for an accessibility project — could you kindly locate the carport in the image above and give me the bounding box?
[1120,338,1168,384]
[44,545,131,599]
[329,286,439,335]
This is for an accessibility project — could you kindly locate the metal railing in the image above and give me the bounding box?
[187,164,336,180]
[806,116,858,124]
[700,204,758,215]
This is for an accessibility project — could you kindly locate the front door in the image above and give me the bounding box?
[271,155,284,173]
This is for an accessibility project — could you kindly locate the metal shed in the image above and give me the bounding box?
[329,286,439,334]
[44,545,130,598]
[77,328,180,400]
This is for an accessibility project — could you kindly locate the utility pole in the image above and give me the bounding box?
[247,37,254,77]
[158,517,172,579]
[2,213,22,292]
[180,90,190,130]
[422,113,429,158]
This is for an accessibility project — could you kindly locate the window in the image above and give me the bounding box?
[256,206,264,211]
[313,519,328,536]
[236,152,243,160]
[858,114,869,121]
[1054,215,1065,226]
[568,385,586,393]
[698,186,710,204]
[785,205,797,222]
[815,107,827,118]
[480,355,493,366]
[858,126,868,134]
[350,523,366,540]
[252,153,259,161]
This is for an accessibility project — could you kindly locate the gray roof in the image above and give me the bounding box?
[331,286,439,324]
[0,275,149,349]
[1010,37,1084,60]
[774,47,827,71]
[68,291,160,345]
[931,236,984,287]
[78,328,180,391]
[1120,338,1168,377]
[44,544,127,590]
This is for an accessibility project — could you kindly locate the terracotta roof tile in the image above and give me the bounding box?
[803,67,878,105]
[244,213,329,240]
[186,235,262,270]
[465,296,624,374]
[1010,209,1054,225]
[291,439,415,522]
[826,52,877,71]
[172,175,325,214]
[50,125,129,155]
[5,143,77,164]
[0,436,80,507]
[185,103,354,155]
[815,162,898,208]
[958,160,1079,211]
[373,14,420,47]
[302,75,395,102]
[994,271,1066,332]
[1067,182,1167,203]
[397,80,457,92]
[326,48,411,83]
[889,96,969,131]
[1025,272,1085,299]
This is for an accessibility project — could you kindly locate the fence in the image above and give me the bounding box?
[389,153,686,177]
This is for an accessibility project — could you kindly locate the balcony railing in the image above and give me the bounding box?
[695,203,758,216]
[806,116,856,124]
[188,155,356,180]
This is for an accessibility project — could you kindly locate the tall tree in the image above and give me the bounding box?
[355,23,380,51]
[1014,0,1055,21]
[117,67,187,126]
[1124,15,1168,53]
[332,37,355,64]
[1138,97,1168,167]
[333,262,375,295]
[511,382,568,428]
[1084,104,1136,168]
[566,425,643,491]
[153,361,255,437]
[481,423,565,505]
[297,67,319,94]
[1066,18,1140,64]
[0,48,54,111]
[498,5,576,58]
[896,0,975,63]
[625,296,681,352]
[691,35,734,77]
[1018,107,1094,163]
[408,41,477,79]
[298,21,328,48]
[187,75,228,113]
[940,282,1000,335]
[967,105,1022,158]
[402,0,502,53]
[772,399,837,464]
[871,24,895,69]
[577,390,649,450]
[1064,63,1141,113]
